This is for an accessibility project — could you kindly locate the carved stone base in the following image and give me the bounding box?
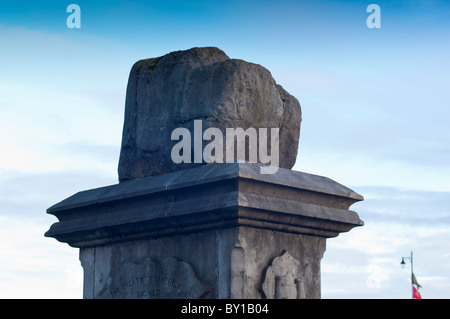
[79,227,325,299]
[45,163,363,299]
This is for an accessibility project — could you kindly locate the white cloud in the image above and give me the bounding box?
[294,151,450,192]
[0,24,134,174]
[322,186,450,299]
[0,217,82,298]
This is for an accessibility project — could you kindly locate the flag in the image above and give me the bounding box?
[412,272,422,288]
[412,285,422,299]
[412,272,422,299]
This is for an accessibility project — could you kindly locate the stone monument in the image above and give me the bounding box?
[45,47,363,299]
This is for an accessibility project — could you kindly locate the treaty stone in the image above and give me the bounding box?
[118,47,301,182]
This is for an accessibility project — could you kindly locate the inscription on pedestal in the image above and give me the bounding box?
[100,256,211,299]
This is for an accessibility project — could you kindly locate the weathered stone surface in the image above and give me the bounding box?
[46,163,363,299]
[261,251,301,299]
[45,163,364,248]
[79,226,325,299]
[94,254,211,299]
[118,47,301,182]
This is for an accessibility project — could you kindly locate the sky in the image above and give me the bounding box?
[0,0,449,299]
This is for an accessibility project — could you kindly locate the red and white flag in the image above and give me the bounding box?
[412,272,422,299]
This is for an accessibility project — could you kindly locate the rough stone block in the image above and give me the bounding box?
[118,47,301,181]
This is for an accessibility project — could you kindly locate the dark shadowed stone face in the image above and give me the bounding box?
[118,47,301,182]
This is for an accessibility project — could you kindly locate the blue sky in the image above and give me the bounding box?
[0,1,449,298]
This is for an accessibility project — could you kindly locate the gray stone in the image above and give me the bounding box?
[261,251,301,299]
[45,163,363,299]
[77,227,325,299]
[45,163,363,248]
[94,255,211,299]
[118,47,301,182]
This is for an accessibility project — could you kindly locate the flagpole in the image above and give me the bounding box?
[401,250,416,298]
[410,251,413,299]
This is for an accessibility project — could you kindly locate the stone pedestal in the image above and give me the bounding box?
[45,163,363,299]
